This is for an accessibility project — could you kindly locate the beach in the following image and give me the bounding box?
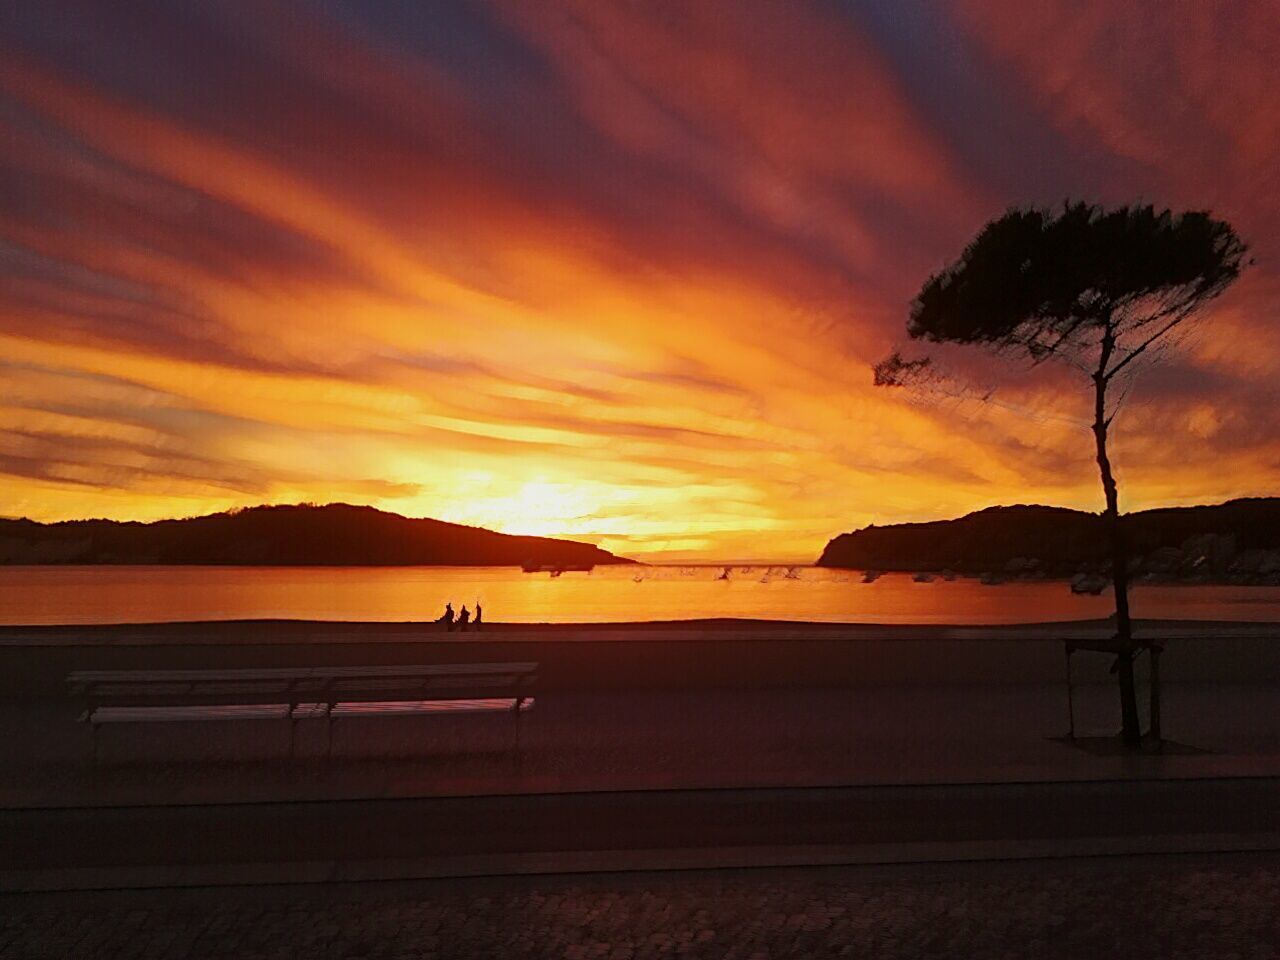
[3,615,1279,698]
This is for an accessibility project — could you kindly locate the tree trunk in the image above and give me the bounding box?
[1092,358,1142,747]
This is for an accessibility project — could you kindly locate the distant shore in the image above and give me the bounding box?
[819,498,1280,586]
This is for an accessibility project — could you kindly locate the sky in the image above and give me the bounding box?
[1,1,1278,561]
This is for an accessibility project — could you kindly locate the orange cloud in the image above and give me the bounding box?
[1,2,1277,560]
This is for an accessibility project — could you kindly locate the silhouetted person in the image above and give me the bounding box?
[458,605,471,631]
[440,602,454,631]
[474,602,483,631]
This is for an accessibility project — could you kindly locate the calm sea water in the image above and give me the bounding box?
[0,564,1278,625]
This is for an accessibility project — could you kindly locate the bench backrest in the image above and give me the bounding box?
[69,662,537,684]
[69,662,538,708]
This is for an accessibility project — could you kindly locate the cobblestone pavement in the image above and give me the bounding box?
[2,853,1277,959]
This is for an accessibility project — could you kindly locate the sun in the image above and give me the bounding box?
[435,479,601,537]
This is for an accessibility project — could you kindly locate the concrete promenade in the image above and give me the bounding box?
[2,619,1278,898]
[3,618,1280,808]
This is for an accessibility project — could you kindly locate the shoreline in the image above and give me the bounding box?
[3,615,1279,646]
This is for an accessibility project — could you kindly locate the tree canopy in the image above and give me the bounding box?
[877,202,1248,384]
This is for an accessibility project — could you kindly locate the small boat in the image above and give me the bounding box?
[861,570,882,583]
[520,560,595,574]
[912,572,935,583]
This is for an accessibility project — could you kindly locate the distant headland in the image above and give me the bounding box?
[817,498,1280,585]
[0,503,635,568]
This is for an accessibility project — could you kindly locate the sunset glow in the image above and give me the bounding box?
[2,1,1277,560]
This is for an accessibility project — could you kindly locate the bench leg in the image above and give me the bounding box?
[512,698,527,779]
[1148,646,1162,745]
[1065,647,1076,740]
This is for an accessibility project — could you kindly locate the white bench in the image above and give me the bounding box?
[69,663,536,761]
[88,703,293,723]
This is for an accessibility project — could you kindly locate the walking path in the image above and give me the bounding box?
[5,778,1280,892]
[4,852,1278,958]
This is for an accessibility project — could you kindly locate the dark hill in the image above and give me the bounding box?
[817,498,1280,578]
[0,503,635,567]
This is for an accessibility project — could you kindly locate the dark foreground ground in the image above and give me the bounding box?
[3,622,1279,954]
[3,852,1278,959]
